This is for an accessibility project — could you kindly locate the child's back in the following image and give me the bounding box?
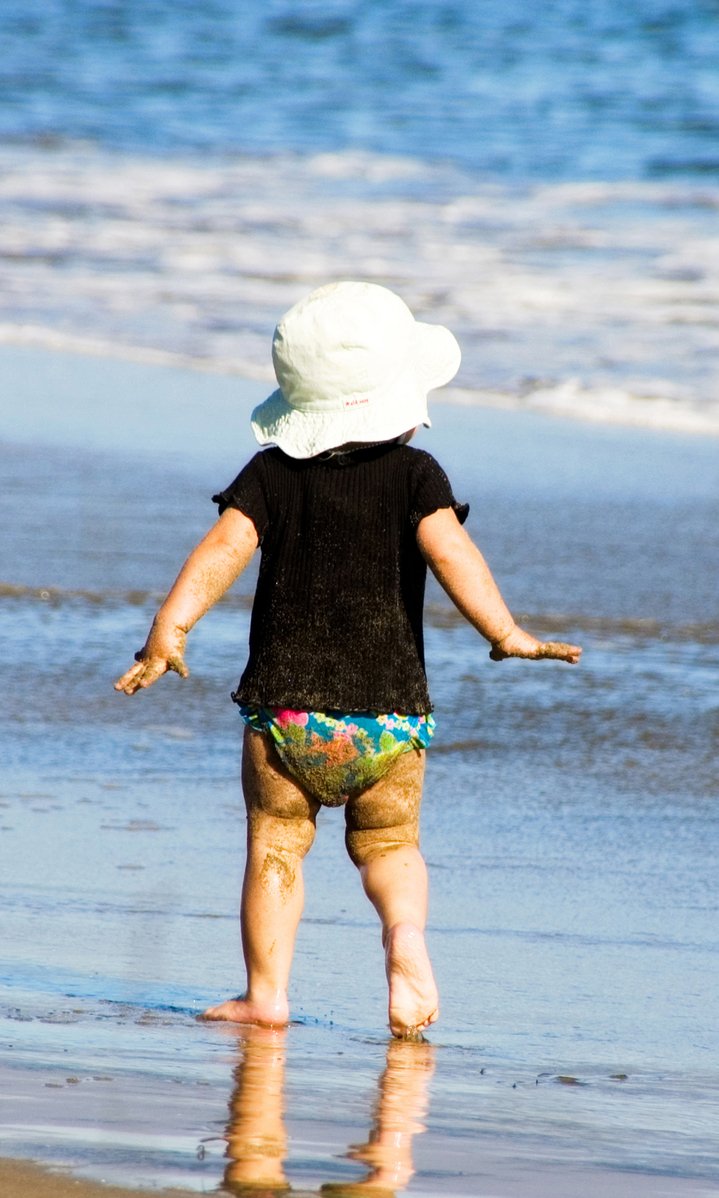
[213,442,467,713]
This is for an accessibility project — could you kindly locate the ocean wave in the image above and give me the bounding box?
[1,144,718,434]
[2,324,717,437]
[442,381,719,436]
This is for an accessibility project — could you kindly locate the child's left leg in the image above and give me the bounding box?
[345,749,439,1038]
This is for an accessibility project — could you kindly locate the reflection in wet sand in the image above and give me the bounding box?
[222,1030,435,1197]
[337,1038,436,1195]
[223,1026,290,1194]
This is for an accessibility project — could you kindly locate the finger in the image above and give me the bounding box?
[114,662,146,691]
[167,655,190,679]
[537,641,583,663]
[134,659,170,688]
[115,658,167,694]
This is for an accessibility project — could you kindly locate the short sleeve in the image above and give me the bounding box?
[212,452,271,541]
[409,451,469,528]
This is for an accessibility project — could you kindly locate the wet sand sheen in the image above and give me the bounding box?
[2,1042,718,1198]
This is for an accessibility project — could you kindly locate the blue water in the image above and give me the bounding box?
[2,0,719,180]
[2,1,719,431]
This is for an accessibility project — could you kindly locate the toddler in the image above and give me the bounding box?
[115,282,581,1037]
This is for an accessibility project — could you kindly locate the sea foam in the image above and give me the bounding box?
[1,145,718,434]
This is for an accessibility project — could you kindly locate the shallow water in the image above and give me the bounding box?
[1,353,718,1193]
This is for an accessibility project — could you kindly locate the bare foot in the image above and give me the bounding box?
[199,993,289,1027]
[385,922,439,1039]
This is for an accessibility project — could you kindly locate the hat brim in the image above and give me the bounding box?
[414,321,462,392]
[251,321,460,459]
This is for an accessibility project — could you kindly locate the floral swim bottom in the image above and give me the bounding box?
[238,706,435,806]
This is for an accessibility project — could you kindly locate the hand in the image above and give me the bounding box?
[114,652,189,695]
[114,621,189,695]
[489,626,582,664]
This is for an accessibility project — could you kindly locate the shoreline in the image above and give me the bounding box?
[2,342,719,452]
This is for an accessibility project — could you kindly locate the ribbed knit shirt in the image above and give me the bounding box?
[212,443,468,713]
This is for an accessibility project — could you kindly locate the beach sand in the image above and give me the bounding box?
[1,348,718,1196]
[0,1157,194,1198]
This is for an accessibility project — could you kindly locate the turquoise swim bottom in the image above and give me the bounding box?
[238,706,435,806]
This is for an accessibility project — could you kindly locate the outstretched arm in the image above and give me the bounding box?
[416,507,581,664]
[114,507,259,695]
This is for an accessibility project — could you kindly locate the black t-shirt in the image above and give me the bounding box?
[213,443,468,712]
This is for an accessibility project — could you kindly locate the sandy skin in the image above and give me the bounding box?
[200,994,289,1027]
[199,734,434,1038]
[199,920,439,1037]
[385,922,439,1039]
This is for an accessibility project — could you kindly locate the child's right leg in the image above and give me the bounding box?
[345,750,439,1038]
[202,728,320,1025]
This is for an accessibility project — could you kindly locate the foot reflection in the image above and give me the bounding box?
[222,1030,435,1197]
[223,1025,290,1195]
[334,1038,436,1195]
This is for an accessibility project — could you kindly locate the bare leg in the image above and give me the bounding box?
[202,728,319,1025]
[345,750,439,1038]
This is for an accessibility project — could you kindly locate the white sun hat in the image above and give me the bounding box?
[250,281,461,459]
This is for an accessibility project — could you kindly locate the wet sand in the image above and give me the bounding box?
[0,1158,194,1198]
[3,1146,717,1198]
[2,1150,718,1198]
[2,1051,718,1198]
[1,348,718,1196]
